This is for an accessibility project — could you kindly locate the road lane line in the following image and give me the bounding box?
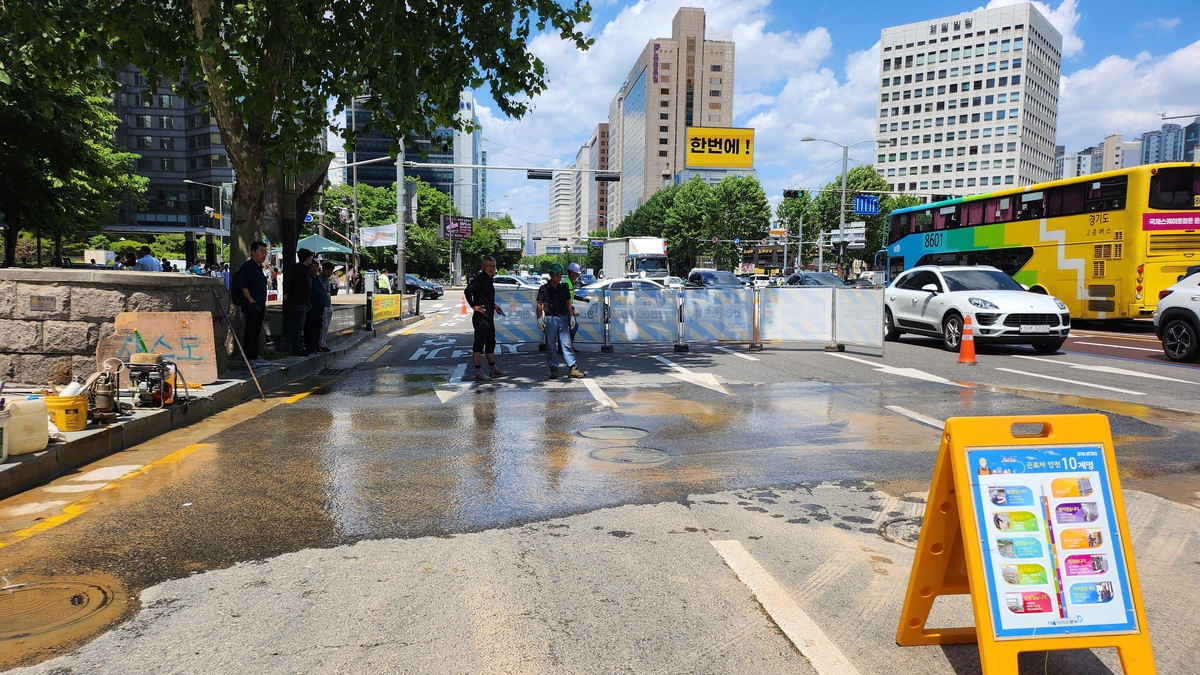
[0,444,210,550]
[884,405,945,429]
[711,540,861,675]
[828,353,958,386]
[994,368,1145,395]
[1012,355,1198,384]
[1072,341,1161,353]
[653,356,729,394]
[286,385,324,403]
[583,378,618,409]
[449,363,467,385]
[365,344,392,362]
[714,345,760,361]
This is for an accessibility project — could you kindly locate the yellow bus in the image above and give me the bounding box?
[886,163,1200,320]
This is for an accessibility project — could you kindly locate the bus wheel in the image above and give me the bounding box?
[941,312,963,353]
[1029,286,1049,295]
[884,308,900,342]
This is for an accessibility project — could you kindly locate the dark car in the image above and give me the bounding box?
[847,277,881,289]
[404,274,443,299]
[782,272,847,287]
[686,269,745,288]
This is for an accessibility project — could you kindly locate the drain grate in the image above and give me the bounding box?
[0,581,116,640]
[589,446,670,465]
[578,426,649,441]
[880,517,923,548]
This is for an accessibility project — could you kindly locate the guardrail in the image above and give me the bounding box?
[491,287,885,353]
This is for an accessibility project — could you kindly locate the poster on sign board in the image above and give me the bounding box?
[967,443,1138,640]
[684,127,754,169]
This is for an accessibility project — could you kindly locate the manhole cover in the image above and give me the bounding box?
[0,581,116,640]
[589,446,670,464]
[578,426,649,440]
[880,517,923,548]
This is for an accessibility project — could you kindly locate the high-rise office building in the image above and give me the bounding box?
[608,7,735,220]
[1139,123,1186,165]
[875,3,1061,199]
[587,123,611,233]
[1184,119,1200,162]
[345,91,482,218]
[547,170,575,249]
[112,66,234,235]
[572,143,591,243]
[607,92,625,228]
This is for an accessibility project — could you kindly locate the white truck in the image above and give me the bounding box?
[601,237,669,279]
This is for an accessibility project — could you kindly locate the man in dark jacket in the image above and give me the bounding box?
[236,241,271,368]
[304,260,328,354]
[285,248,314,355]
[464,256,505,382]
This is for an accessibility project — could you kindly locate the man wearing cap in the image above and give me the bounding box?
[536,263,585,379]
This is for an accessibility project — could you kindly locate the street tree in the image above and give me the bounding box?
[808,165,908,269]
[775,190,814,264]
[2,0,592,275]
[703,175,771,272]
[661,177,711,273]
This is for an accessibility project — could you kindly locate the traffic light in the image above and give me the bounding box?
[783,189,805,199]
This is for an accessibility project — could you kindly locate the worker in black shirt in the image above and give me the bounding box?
[303,260,327,354]
[464,256,506,382]
[537,263,585,379]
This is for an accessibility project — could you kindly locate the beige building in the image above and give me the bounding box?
[609,7,735,225]
[1101,133,1141,172]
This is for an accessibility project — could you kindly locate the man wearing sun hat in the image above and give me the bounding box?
[536,263,585,379]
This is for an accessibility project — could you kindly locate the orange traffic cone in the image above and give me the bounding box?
[461,296,469,315]
[958,314,977,365]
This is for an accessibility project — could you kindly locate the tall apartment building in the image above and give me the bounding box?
[112,66,234,234]
[607,92,625,228]
[572,144,591,243]
[1185,118,1200,162]
[1054,146,1100,179]
[608,7,735,221]
[1100,133,1140,172]
[587,123,611,233]
[1139,123,1185,165]
[547,170,575,248]
[345,91,482,218]
[875,3,1061,199]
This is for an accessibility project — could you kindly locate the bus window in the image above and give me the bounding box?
[1085,176,1128,212]
[963,200,985,226]
[1060,183,1086,215]
[933,205,959,229]
[1148,167,1199,210]
[1016,192,1043,220]
[1045,187,1063,216]
[985,197,1012,223]
[915,211,934,232]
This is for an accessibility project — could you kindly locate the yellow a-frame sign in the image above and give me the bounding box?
[897,414,1155,673]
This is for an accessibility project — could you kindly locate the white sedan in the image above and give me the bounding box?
[884,265,1071,353]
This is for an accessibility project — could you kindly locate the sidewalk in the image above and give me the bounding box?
[0,314,424,500]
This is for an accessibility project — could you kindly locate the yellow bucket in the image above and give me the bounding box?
[45,394,89,432]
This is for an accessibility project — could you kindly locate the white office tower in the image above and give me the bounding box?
[454,91,482,218]
[875,3,1062,198]
[547,169,576,248]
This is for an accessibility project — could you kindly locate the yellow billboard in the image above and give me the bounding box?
[685,127,754,169]
[372,295,401,320]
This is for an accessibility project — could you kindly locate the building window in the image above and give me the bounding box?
[1005,175,1015,184]
[136,158,154,170]
[659,138,668,145]
[159,137,175,150]
[660,113,669,120]
[708,115,720,122]
[158,95,173,108]
[711,65,722,72]
[135,135,153,149]
[709,90,720,97]
[159,158,176,171]
[659,150,668,157]
[660,100,669,107]
[659,125,669,132]
[708,102,721,109]
[710,77,722,84]
[159,116,174,129]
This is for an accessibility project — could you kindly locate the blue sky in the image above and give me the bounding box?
[360,0,1200,226]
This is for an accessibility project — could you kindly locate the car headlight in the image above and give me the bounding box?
[1053,298,1067,311]
[968,297,1000,309]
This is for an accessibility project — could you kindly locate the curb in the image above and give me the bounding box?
[0,313,424,500]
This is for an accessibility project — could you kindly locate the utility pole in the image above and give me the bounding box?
[396,137,406,291]
[838,144,848,280]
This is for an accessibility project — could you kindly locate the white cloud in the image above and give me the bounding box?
[1057,39,1200,151]
[1133,17,1181,35]
[984,0,1083,58]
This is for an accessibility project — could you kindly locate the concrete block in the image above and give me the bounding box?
[0,280,15,317]
[0,353,14,379]
[42,320,92,354]
[72,354,98,380]
[16,354,73,385]
[70,287,128,322]
[14,282,70,320]
[126,290,177,312]
[0,319,41,352]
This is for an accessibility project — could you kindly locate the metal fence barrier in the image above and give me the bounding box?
[482,285,884,352]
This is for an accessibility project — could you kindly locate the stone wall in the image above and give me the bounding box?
[0,269,231,385]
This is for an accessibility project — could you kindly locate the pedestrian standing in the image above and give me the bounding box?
[234,242,271,367]
[464,256,506,382]
[318,261,335,352]
[135,246,162,271]
[304,260,327,354]
[565,262,583,341]
[536,263,585,380]
[285,248,314,356]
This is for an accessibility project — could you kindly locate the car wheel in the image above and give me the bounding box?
[884,308,900,342]
[942,312,963,353]
[1162,318,1200,362]
[1032,340,1065,354]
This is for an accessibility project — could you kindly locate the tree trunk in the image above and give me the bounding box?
[2,226,17,267]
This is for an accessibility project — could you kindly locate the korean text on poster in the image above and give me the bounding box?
[684,127,755,169]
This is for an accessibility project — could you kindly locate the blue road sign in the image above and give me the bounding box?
[853,195,880,215]
[733,237,741,246]
[590,240,604,247]
[304,213,313,223]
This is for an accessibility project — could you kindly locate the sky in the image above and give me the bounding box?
[340,0,1200,228]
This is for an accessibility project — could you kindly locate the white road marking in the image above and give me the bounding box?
[994,368,1146,396]
[448,363,467,385]
[711,540,861,675]
[434,363,473,403]
[583,378,618,409]
[714,345,760,361]
[884,405,944,429]
[1069,330,1160,343]
[1072,341,1161,353]
[1012,355,1197,384]
[828,353,959,386]
[653,356,729,395]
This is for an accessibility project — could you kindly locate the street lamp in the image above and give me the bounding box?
[800,137,876,278]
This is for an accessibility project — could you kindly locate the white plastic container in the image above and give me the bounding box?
[7,398,50,456]
[0,408,9,462]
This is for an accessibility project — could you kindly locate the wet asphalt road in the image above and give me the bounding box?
[2,290,1200,672]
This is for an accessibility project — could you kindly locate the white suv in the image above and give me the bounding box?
[885,265,1071,353]
[1154,271,1200,362]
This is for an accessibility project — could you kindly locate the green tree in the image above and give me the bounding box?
[702,175,771,272]
[775,190,814,267]
[582,229,606,272]
[661,177,711,273]
[808,165,905,271]
[87,234,112,250]
[613,184,677,239]
[1,0,593,272]
[0,66,147,266]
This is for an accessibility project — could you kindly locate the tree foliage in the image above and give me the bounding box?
[0,0,594,271]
